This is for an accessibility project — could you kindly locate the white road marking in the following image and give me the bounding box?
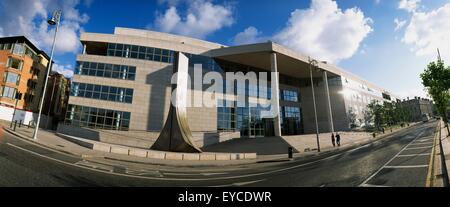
[125,169,163,177]
[404,146,432,150]
[417,138,433,142]
[360,183,390,187]
[359,131,426,187]
[384,165,428,169]
[75,160,114,172]
[208,179,266,187]
[397,153,430,157]
[409,142,433,146]
[348,144,371,152]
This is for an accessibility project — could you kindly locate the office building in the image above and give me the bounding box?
[61,27,399,147]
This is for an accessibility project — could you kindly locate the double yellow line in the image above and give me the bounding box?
[426,122,440,187]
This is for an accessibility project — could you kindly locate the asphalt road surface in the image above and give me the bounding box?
[0,121,438,187]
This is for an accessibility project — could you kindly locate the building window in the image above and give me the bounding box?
[281,90,298,102]
[1,86,16,99]
[7,57,23,70]
[281,106,302,135]
[71,82,133,104]
[65,104,131,130]
[75,61,136,81]
[0,43,13,51]
[107,43,174,63]
[12,44,25,55]
[4,72,21,85]
[217,100,236,132]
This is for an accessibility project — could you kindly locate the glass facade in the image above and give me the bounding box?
[74,61,136,80]
[281,106,302,135]
[217,102,272,137]
[65,104,131,130]
[281,90,298,102]
[107,43,174,63]
[71,82,134,104]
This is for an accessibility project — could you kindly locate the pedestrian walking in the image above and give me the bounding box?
[336,133,341,147]
[331,133,336,147]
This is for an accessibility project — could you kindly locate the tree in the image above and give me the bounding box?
[420,59,450,134]
[348,108,357,129]
[367,100,385,131]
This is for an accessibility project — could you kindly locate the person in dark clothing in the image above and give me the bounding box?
[331,133,336,147]
[336,133,341,147]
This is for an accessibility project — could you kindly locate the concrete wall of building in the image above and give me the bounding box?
[71,54,219,138]
[300,83,348,134]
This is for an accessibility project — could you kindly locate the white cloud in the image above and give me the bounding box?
[52,63,74,78]
[401,3,450,61]
[272,0,373,63]
[399,0,421,13]
[375,0,381,5]
[0,0,90,54]
[232,26,267,45]
[394,18,407,31]
[153,0,234,39]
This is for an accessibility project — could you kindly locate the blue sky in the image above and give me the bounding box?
[1,0,450,99]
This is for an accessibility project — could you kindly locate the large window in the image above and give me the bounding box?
[12,44,25,55]
[7,57,23,70]
[281,106,302,135]
[4,72,20,85]
[0,43,13,51]
[107,43,174,63]
[65,104,131,130]
[217,106,236,132]
[2,86,16,99]
[281,90,298,102]
[283,106,300,118]
[71,82,134,104]
[75,61,136,81]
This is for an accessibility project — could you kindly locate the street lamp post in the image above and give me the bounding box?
[33,10,61,140]
[309,57,321,152]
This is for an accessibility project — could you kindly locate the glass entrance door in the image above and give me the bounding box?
[248,107,265,138]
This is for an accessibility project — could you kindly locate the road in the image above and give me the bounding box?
[0,121,438,187]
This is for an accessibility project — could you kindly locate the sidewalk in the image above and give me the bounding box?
[438,120,450,186]
[1,122,257,167]
[204,123,421,159]
[0,120,423,167]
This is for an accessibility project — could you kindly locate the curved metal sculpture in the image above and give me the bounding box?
[151,52,202,153]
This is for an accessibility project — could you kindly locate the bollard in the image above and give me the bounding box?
[19,120,22,128]
[13,120,17,131]
[10,120,13,128]
[372,133,376,138]
[288,147,293,159]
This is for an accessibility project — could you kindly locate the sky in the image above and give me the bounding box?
[1,0,449,99]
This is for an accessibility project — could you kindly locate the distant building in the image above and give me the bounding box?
[0,36,50,112]
[401,97,434,122]
[42,72,71,129]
